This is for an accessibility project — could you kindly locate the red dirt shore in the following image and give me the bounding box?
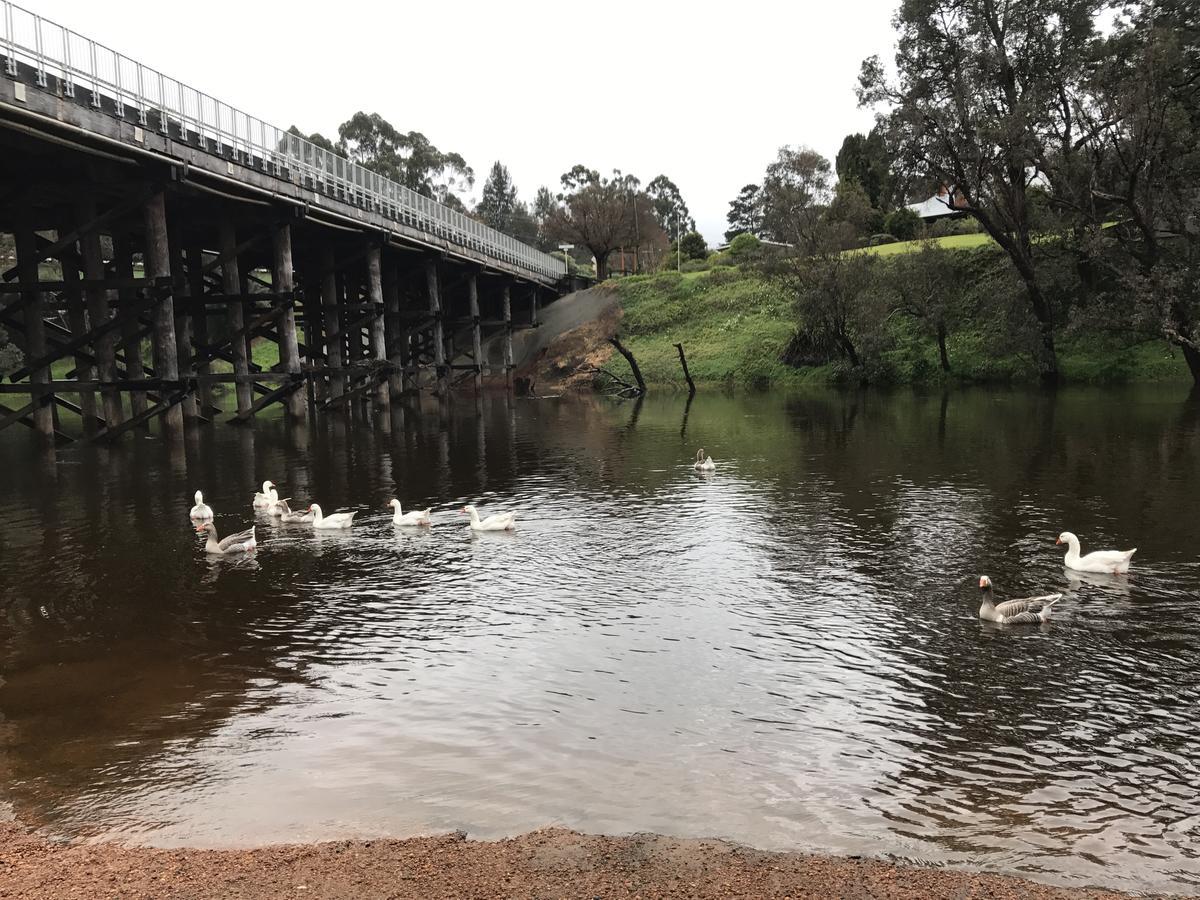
[0,823,1147,900]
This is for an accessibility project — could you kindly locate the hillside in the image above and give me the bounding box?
[596,266,1190,389]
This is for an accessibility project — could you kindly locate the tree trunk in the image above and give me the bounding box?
[607,335,646,395]
[936,322,950,373]
[840,334,860,369]
[595,251,610,282]
[1182,341,1200,384]
[673,342,696,395]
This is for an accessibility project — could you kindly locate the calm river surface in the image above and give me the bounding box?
[1,388,1198,893]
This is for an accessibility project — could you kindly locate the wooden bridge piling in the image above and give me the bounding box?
[271,221,305,420]
[365,245,388,409]
[14,224,53,441]
[78,197,123,429]
[219,222,253,418]
[468,271,483,393]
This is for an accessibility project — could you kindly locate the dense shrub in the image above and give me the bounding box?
[869,233,899,246]
[728,232,762,258]
[679,231,708,260]
[884,208,921,241]
[681,258,710,273]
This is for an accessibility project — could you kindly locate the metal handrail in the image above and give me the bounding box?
[0,0,565,281]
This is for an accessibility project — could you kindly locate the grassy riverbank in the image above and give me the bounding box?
[608,268,1190,389]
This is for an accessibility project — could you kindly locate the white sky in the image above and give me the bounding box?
[32,0,900,245]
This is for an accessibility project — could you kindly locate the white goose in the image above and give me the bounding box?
[308,503,357,530]
[252,480,278,510]
[1057,531,1136,575]
[268,497,293,519]
[189,490,214,521]
[977,576,1061,624]
[389,499,432,527]
[693,448,716,472]
[200,521,256,555]
[461,504,516,531]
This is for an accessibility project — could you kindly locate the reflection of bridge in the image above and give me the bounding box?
[0,1,574,446]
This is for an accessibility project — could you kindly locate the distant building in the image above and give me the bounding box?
[907,185,969,221]
[907,169,1050,221]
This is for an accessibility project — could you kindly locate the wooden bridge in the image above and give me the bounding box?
[0,1,574,446]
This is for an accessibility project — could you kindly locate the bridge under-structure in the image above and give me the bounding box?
[0,1,577,447]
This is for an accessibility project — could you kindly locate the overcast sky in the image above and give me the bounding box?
[34,0,900,245]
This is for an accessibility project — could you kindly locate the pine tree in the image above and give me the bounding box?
[476,161,519,232]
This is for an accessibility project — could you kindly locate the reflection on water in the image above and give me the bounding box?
[1,387,1199,894]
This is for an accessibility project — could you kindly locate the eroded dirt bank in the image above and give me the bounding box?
[0,823,1145,899]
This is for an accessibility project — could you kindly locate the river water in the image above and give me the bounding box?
[1,388,1198,894]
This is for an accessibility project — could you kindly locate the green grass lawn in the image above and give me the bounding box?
[606,266,1192,389]
[858,232,995,256]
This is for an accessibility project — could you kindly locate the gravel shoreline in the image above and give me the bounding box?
[0,823,1150,899]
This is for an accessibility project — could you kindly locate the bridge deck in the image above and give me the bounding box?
[0,0,564,285]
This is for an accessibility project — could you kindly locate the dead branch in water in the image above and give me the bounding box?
[673,342,696,396]
[607,335,646,396]
[584,365,641,398]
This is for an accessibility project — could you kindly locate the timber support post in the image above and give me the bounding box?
[14,225,54,441]
[468,270,483,393]
[272,221,305,420]
[169,231,197,424]
[59,220,98,433]
[426,258,447,397]
[186,243,214,417]
[142,191,184,437]
[322,245,344,400]
[366,244,388,409]
[79,197,123,428]
[502,283,513,391]
[114,235,147,428]
[382,258,404,399]
[220,221,253,418]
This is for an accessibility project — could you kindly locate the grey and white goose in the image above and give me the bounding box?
[200,521,257,555]
[272,499,314,524]
[977,575,1061,624]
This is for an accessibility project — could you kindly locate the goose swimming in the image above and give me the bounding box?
[977,575,1061,625]
[189,490,214,521]
[252,481,278,509]
[389,499,432,526]
[693,448,716,472]
[1056,531,1136,575]
[308,504,357,530]
[200,521,257,555]
[461,504,515,531]
[273,499,314,524]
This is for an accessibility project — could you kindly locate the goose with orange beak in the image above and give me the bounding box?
[1056,532,1136,575]
[977,576,1062,625]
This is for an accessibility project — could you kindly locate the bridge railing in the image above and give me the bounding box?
[0,0,566,281]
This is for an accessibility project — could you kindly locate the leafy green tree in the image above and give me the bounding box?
[546,168,641,281]
[728,232,761,260]
[646,175,694,234]
[782,251,886,372]
[679,231,708,260]
[859,0,1103,383]
[1080,0,1200,381]
[760,146,833,251]
[725,184,764,242]
[826,180,877,247]
[834,127,900,210]
[476,161,519,232]
[881,242,965,372]
[286,125,340,155]
[335,111,474,203]
[883,208,920,241]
